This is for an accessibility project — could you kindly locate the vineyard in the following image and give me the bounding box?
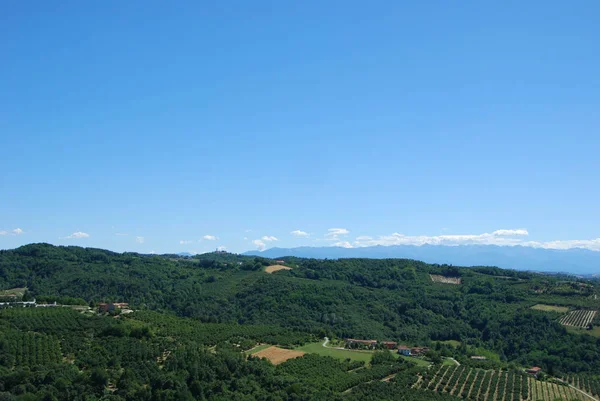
[414,365,589,401]
[560,310,598,328]
[563,375,600,400]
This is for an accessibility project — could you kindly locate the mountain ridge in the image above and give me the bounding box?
[244,244,600,275]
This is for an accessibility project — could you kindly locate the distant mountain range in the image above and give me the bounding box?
[244,245,600,275]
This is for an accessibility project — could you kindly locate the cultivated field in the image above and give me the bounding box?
[531,304,570,313]
[560,310,598,328]
[414,366,589,401]
[430,275,462,285]
[564,375,600,400]
[252,346,304,365]
[265,265,292,274]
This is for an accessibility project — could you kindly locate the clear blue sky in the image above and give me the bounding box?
[1,1,599,254]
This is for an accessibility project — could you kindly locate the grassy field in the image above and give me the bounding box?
[296,342,431,366]
[531,304,570,313]
[565,325,600,338]
[247,344,272,354]
[296,342,373,362]
[0,287,27,296]
[398,354,431,367]
[435,340,461,347]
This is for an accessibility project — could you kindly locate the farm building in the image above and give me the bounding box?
[471,356,487,360]
[410,346,430,356]
[98,302,129,313]
[382,341,397,349]
[526,366,542,376]
[397,345,411,356]
[346,339,377,349]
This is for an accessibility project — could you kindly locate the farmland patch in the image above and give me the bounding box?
[430,275,462,285]
[0,287,27,299]
[265,265,292,274]
[253,346,304,365]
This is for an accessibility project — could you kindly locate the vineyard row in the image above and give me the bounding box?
[415,366,589,401]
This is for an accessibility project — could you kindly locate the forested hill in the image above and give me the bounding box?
[1,243,600,376]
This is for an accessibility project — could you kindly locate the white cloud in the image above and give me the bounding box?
[290,230,309,237]
[179,240,192,245]
[355,235,373,241]
[202,235,217,241]
[136,236,144,244]
[149,250,157,254]
[261,236,278,242]
[326,228,349,237]
[217,246,227,252]
[492,229,529,236]
[115,232,129,236]
[348,229,600,251]
[253,239,266,251]
[325,228,350,240]
[1,228,24,236]
[352,230,528,248]
[243,237,248,240]
[523,239,600,252]
[333,241,354,248]
[64,231,90,239]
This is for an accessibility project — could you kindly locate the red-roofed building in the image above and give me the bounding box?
[526,367,542,376]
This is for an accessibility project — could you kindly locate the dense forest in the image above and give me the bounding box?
[0,243,599,400]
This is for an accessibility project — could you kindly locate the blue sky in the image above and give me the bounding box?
[1,1,599,254]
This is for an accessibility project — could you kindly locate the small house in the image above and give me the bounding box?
[98,302,130,313]
[382,341,397,349]
[471,356,487,360]
[410,346,430,356]
[397,345,411,356]
[526,367,542,376]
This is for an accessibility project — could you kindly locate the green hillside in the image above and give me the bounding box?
[1,243,599,400]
